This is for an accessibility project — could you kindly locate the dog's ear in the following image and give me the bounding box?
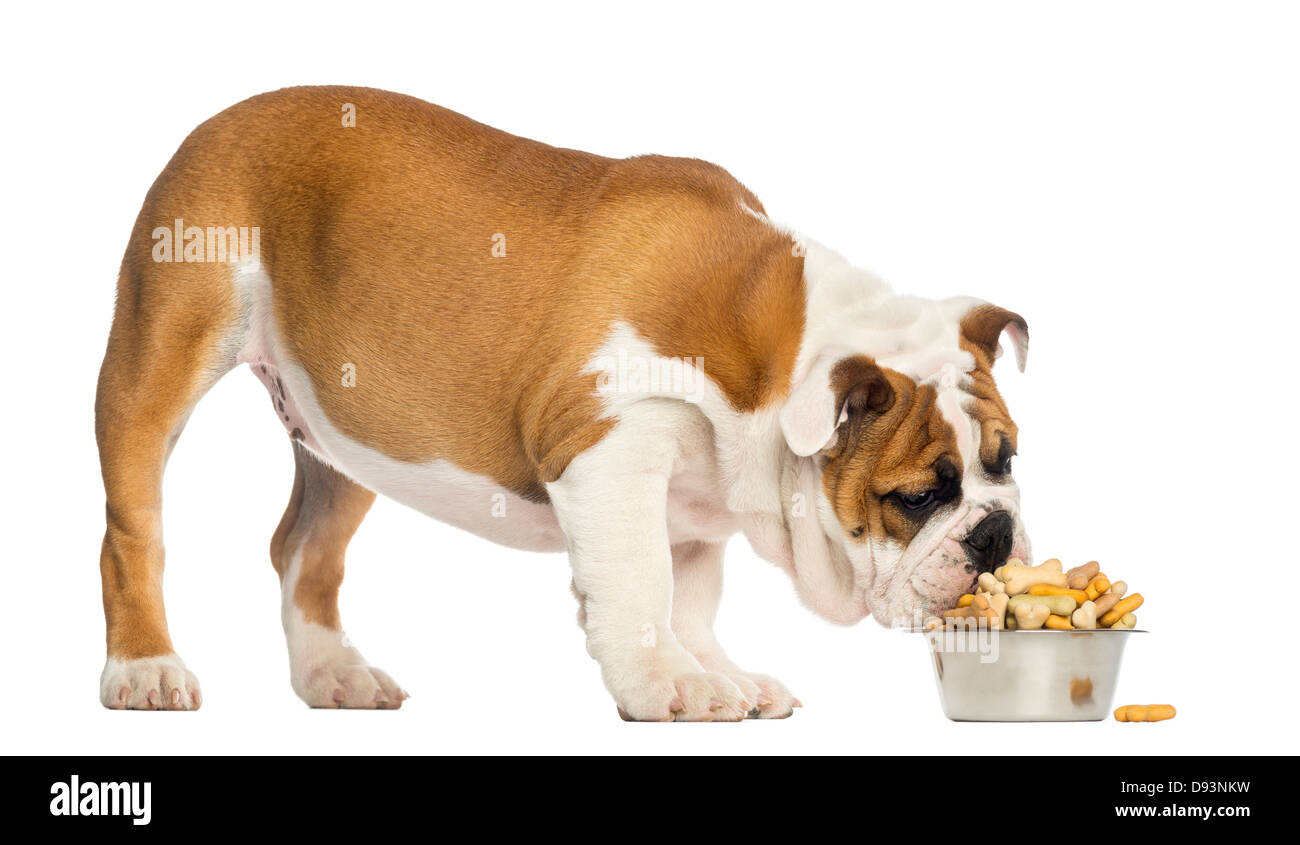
[780,354,895,457]
[960,303,1029,372]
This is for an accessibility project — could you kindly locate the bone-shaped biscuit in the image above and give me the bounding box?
[1012,603,1050,630]
[999,558,1067,595]
[1114,704,1175,722]
[1066,560,1100,590]
[976,572,1005,595]
[943,604,998,625]
[986,593,1009,630]
[1007,593,1077,617]
[1084,575,1110,601]
[1072,599,1098,630]
[1100,593,1144,627]
[1092,591,1122,618]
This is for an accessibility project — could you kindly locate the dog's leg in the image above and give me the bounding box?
[548,406,751,722]
[95,257,237,710]
[670,540,799,719]
[271,442,405,708]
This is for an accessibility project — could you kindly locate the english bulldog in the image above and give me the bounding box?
[96,86,1030,720]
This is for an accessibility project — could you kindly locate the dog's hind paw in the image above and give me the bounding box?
[100,653,202,711]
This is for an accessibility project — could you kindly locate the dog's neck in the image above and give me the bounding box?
[695,236,911,624]
[715,414,871,625]
[698,233,986,625]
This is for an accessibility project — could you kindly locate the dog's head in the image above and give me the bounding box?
[775,288,1030,628]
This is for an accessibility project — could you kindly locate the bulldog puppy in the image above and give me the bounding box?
[96,86,1030,720]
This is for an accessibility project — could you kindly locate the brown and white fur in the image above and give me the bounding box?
[96,86,1030,720]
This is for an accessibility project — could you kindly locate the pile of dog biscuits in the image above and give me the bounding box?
[931,559,1143,631]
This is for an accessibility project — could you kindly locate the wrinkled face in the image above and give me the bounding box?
[782,304,1031,627]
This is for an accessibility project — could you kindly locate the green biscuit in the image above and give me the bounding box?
[1007,594,1077,616]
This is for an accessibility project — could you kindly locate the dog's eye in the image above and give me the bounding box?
[898,491,935,511]
[992,456,1012,475]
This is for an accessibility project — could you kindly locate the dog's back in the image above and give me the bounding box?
[114,86,803,498]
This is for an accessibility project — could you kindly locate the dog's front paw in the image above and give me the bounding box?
[295,661,407,709]
[726,671,799,719]
[288,626,407,709]
[612,665,751,722]
[100,653,201,710]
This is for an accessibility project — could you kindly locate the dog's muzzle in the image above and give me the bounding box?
[961,510,1015,574]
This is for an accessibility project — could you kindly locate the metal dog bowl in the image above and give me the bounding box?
[923,628,1144,721]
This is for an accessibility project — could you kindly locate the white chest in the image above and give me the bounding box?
[665,449,738,544]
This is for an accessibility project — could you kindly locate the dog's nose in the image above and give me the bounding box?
[962,510,1014,574]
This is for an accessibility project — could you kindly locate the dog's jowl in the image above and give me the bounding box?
[95,86,1030,720]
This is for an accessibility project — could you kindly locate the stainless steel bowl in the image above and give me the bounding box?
[923,628,1145,721]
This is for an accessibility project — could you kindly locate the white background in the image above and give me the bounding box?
[4,1,1298,755]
